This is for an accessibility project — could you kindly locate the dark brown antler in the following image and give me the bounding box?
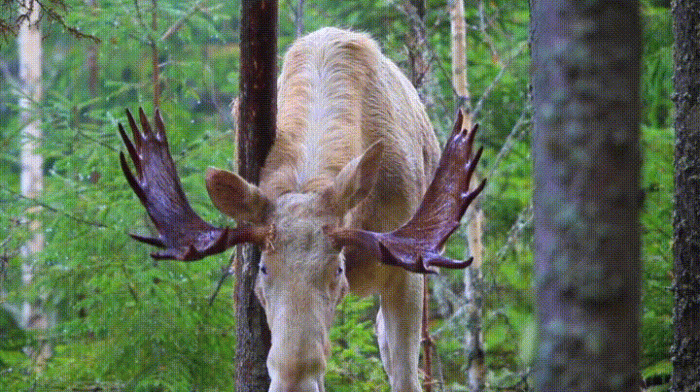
[326,110,486,273]
[118,107,270,261]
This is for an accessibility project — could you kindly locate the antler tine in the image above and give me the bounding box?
[129,232,168,248]
[458,147,485,218]
[327,110,486,274]
[118,107,271,262]
[118,122,142,178]
[150,227,231,261]
[138,107,154,137]
[119,151,148,205]
[154,109,168,143]
[125,109,143,150]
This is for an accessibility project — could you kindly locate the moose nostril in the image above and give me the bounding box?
[280,381,322,392]
[270,375,323,392]
[268,351,326,392]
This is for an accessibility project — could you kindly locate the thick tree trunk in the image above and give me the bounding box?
[530,2,641,391]
[671,1,700,390]
[236,1,277,390]
[18,0,50,370]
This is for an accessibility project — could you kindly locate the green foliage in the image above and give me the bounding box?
[327,294,389,392]
[2,1,238,390]
[641,7,673,128]
[0,0,675,390]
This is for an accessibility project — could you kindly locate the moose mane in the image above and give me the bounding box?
[260,29,383,199]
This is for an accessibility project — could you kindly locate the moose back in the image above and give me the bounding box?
[119,27,484,392]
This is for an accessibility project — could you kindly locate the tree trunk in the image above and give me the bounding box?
[450,1,485,390]
[671,1,700,390]
[236,1,277,390]
[450,0,470,111]
[151,0,160,110]
[293,0,304,38]
[405,0,427,91]
[18,0,50,370]
[530,1,641,391]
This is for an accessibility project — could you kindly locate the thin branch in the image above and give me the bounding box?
[1,0,100,42]
[471,41,527,118]
[0,184,108,228]
[160,0,207,41]
[151,0,160,109]
[209,254,237,306]
[431,204,534,338]
[393,3,455,117]
[0,59,19,86]
[477,0,499,64]
[132,0,148,31]
[459,88,530,228]
[421,275,434,392]
[494,202,533,262]
[484,100,531,181]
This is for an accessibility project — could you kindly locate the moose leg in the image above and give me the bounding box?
[378,269,424,392]
[376,308,393,385]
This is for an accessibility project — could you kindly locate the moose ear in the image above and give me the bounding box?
[323,141,384,216]
[206,167,271,224]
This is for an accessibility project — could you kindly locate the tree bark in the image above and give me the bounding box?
[405,0,428,91]
[18,0,50,370]
[151,0,160,110]
[671,1,700,390]
[530,1,642,391]
[236,1,277,390]
[293,0,304,38]
[450,0,470,111]
[450,1,485,390]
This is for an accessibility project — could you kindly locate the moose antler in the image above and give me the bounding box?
[118,108,269,261]
[326,110,486,273]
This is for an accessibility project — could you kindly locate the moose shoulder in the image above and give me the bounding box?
[119,27,485,392]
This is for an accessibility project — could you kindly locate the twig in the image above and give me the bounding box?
[422,274,434,392]
[472,41,528,118]
[1,235,15,281]
[477,0,499,64]
[160,0,207,41]
[209,253,237,306]
[484,101,531,181]
[494,203,533,262]
[0,59,18,86]
[151,0,160,109]
[29,0,101,43]
[394,2,455,119]
[0,184,107,228]
[133,0,148,31]
[431,204,534,338]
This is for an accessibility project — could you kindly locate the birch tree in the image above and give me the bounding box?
[17,0,51,369]
[450,1,485,390]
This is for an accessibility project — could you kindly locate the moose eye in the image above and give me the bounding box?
[336,265,344,277]
[260,263,268,275]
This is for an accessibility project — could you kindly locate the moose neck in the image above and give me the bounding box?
[260,34,376,200]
